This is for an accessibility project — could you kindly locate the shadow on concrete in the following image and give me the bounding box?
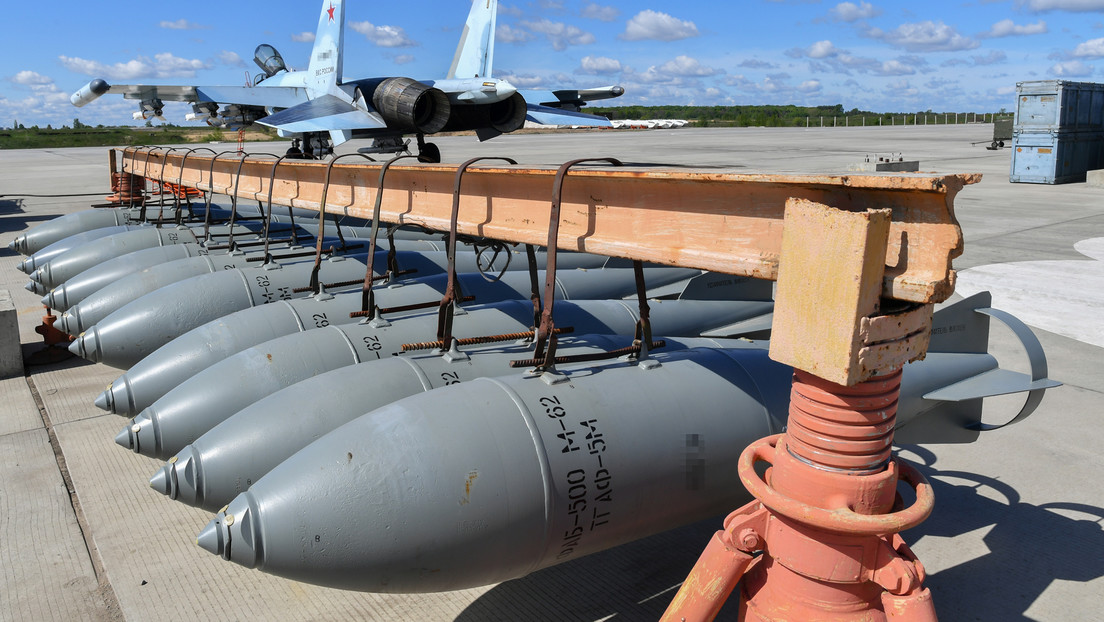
[1,198,57,242]
[899,444,1104,621]
[456,515,743,621]
[458,444,1104,621]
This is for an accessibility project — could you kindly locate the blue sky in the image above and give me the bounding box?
[4,0,1104,127]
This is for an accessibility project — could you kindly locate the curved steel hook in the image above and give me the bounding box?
[309,152,378,294]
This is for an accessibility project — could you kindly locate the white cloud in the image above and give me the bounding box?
[1021,0,1104,11]
[1073,37,1104,57]
[218,51,246,67]
[10,71,53,86]
[581,2,619,21]
[739,59,777,69]
[982,19,1048,37]
[1050,59,1094,76]
[58,53,210,80]
[499,4,523,17]
[291,32,315,43]
[621,10,699,41]
[655,55,722,77]
[520,19,595,51]
[349,21,416,47]
[865,21,980,52]
[393,54,415,65]
[798,79,823,93]
[808,40,841,59]
[497,24,536,44]
[159,19,208,30]
[830,2,881,22]
[578,55,622,74]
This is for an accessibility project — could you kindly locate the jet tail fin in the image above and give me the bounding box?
[448,0,497,79]
[895,292,1062,445]
[307,0,345,89]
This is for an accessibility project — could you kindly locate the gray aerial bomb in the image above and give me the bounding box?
[54,239,456,335]
[151,334,734,510]
[30,223,275,289]
[18,224,143,275]
[8,203,320,256]
[9,207,144,256]
[68,255,374,368]
[42,242,285,312]
[72,264,702,369]
[116,290,773,459]
[98,271,769,417]
[193,335,1021,592]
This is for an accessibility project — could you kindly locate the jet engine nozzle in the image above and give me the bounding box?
[369,77,451,134]
[70,79,110,107]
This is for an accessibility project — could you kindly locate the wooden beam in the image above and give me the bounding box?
[118,147,977,305]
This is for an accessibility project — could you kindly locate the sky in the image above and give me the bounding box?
[4,0,1104,128]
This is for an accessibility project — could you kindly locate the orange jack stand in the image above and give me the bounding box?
[662,369,937,621]
[27,305,75,366]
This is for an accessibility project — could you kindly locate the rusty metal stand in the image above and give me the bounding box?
[27,305,75,365]
[662,199,942,621]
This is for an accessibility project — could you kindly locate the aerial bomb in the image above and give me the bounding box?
[42,242,284,312]
[18,224,144,275]
[98,274,771,416]
[116,293,771,458]
[194,337,1017,592]
[54,239,458,334]
[54,243,603,327]
[71,264,702,369]
[30,222,285,289]
[8,203,320,256]
[68,255,374,368]
[151,334,733,510]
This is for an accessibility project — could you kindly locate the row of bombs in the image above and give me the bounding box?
[11,202,1055,593]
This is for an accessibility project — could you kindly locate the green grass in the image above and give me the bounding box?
[0,126,281,149]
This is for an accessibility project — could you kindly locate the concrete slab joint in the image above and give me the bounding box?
[0,289,23,378]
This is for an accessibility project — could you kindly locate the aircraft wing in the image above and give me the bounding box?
[256,94,388,133]
[103,83,310,109]
[525,103,612,128]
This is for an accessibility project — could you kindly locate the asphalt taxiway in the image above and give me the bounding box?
[2,125,1101,620]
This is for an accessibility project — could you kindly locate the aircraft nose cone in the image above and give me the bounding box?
[149,465,171,495]
[196,518,225,557]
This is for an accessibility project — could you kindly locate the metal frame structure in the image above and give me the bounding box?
[114,146,980,620]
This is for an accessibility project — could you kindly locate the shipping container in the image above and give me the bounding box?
[1014,80,1104,132]
[1010,129,1104,184]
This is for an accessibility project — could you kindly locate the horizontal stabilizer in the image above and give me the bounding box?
[525,104,612,128]
[257,95,388,133]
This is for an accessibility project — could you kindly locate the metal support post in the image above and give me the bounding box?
[663,199,942,621]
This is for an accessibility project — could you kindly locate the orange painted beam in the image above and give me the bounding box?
[118,147,977,305]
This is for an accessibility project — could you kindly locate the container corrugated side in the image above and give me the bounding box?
[1014,80,1104,132]
[1010,129,1104,184]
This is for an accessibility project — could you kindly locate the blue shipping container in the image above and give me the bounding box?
[1010,129,1104,184]
[1015,80,1104,132]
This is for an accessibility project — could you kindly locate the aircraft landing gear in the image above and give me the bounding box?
[416,134,441,163]
[290,133,334,160]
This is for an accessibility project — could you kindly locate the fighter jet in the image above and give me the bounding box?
[69,0,622,162]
